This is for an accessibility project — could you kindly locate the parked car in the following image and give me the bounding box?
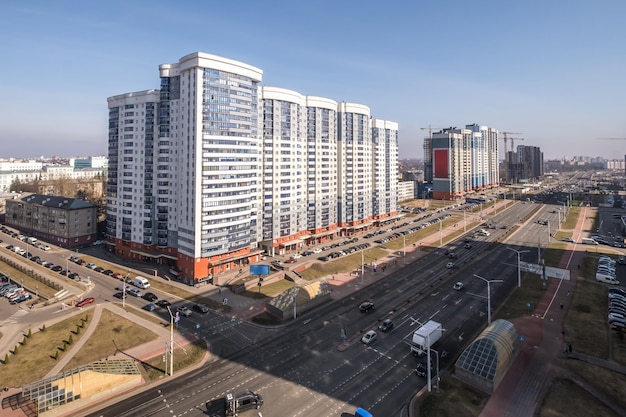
[94,266,105,273]
[10,293,30,304]
[446,262,456,269]
[126,288,142,297]
[453,282,464,291]
[86,263,97,269]
[142,292,158,302]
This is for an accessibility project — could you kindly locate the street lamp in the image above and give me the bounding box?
[474,274,503,325]
[166,306,175,376]
[507,248,530,287]
[361,251,365,284]
[439,220,443,246]
[403,234,406,261]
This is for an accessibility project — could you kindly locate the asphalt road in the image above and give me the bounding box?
[82,202,549,417]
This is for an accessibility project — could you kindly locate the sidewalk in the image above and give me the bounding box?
[479,206,603,417]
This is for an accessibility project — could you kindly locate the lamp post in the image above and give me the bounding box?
[463,210,467,233]
[166,306,175,376]
[507,248,530,287]
[403,234,406,261]
[474,274,503,325]
[361,251,365,284]
[439,221,443,246]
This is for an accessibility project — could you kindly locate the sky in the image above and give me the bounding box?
[1,0,625,160]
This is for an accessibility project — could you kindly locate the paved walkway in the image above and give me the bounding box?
[478,206,626,417]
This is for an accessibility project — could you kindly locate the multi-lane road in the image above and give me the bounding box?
[73,202,555,417]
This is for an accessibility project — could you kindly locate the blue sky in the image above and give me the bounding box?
[2,0,625,160]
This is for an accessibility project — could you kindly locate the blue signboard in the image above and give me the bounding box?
[250,264,270,275]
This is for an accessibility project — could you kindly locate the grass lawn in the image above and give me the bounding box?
[413,375,488,417]
[494,274,546,320]
[537,376,620,417]
[0,312,92,387]
[563,279,608,358]
[61,308,159,372]
[141,339,207,381]
[299,247,389,281]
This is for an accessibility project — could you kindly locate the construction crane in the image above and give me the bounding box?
[499,131,523,155]
[509,137,525,152]
[420,125,444,139]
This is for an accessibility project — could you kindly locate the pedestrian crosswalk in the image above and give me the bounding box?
[1,309,28,325]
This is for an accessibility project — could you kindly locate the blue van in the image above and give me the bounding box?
[355,408,373,417]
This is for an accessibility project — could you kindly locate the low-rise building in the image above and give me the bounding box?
[5,193,98,248]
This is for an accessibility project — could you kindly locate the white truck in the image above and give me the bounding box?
[411,320,443,356]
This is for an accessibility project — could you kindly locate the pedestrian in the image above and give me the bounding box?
[218,287,222,294]
[560,303,564,310]
[567,290,570,296]
[577,264,580,270]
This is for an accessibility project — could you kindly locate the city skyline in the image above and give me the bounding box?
[2,1,625,160]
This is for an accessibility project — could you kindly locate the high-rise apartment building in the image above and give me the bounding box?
[508,145,544,183]
[107,52,398,283]
[429,124,499,200]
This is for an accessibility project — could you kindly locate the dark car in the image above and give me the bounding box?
[224,390,263,416]
[156,299,171,308]
[143,303,156,312]
[378,319,394,332]
[30,255,40,263]
[51,265,63,272]
[94,266,105,273]
[142,292,158,302]
[113,292,124,299]
[102,269,114,276]
[193,303,209,314]
[359,301,375,313]
[68,272,80,280]
[416,360,433,377]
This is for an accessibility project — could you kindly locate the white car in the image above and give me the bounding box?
[312,248,322,254]
[41,245,51,251]
[291,253,302,259]
[453,282,464,291]
[361,330,377,345]
[446,262,455,269]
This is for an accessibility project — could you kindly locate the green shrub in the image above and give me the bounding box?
[4,353,9,364]
[27,328,32,338]
[41,324,46,332]
[68,334,73,345]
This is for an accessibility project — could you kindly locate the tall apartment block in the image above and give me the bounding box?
[107,52,398,284]
[430,124,498,200]
[507,145,544,183]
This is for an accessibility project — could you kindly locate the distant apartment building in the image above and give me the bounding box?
[5,193,97,247]
[429,125,499,200]
[397,181,415,201]
[0,159,106,192]
[107,52,398,284]
[507,145,544,183]
[606,159,626,171]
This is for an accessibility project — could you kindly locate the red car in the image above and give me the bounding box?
[76,297,95,307]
